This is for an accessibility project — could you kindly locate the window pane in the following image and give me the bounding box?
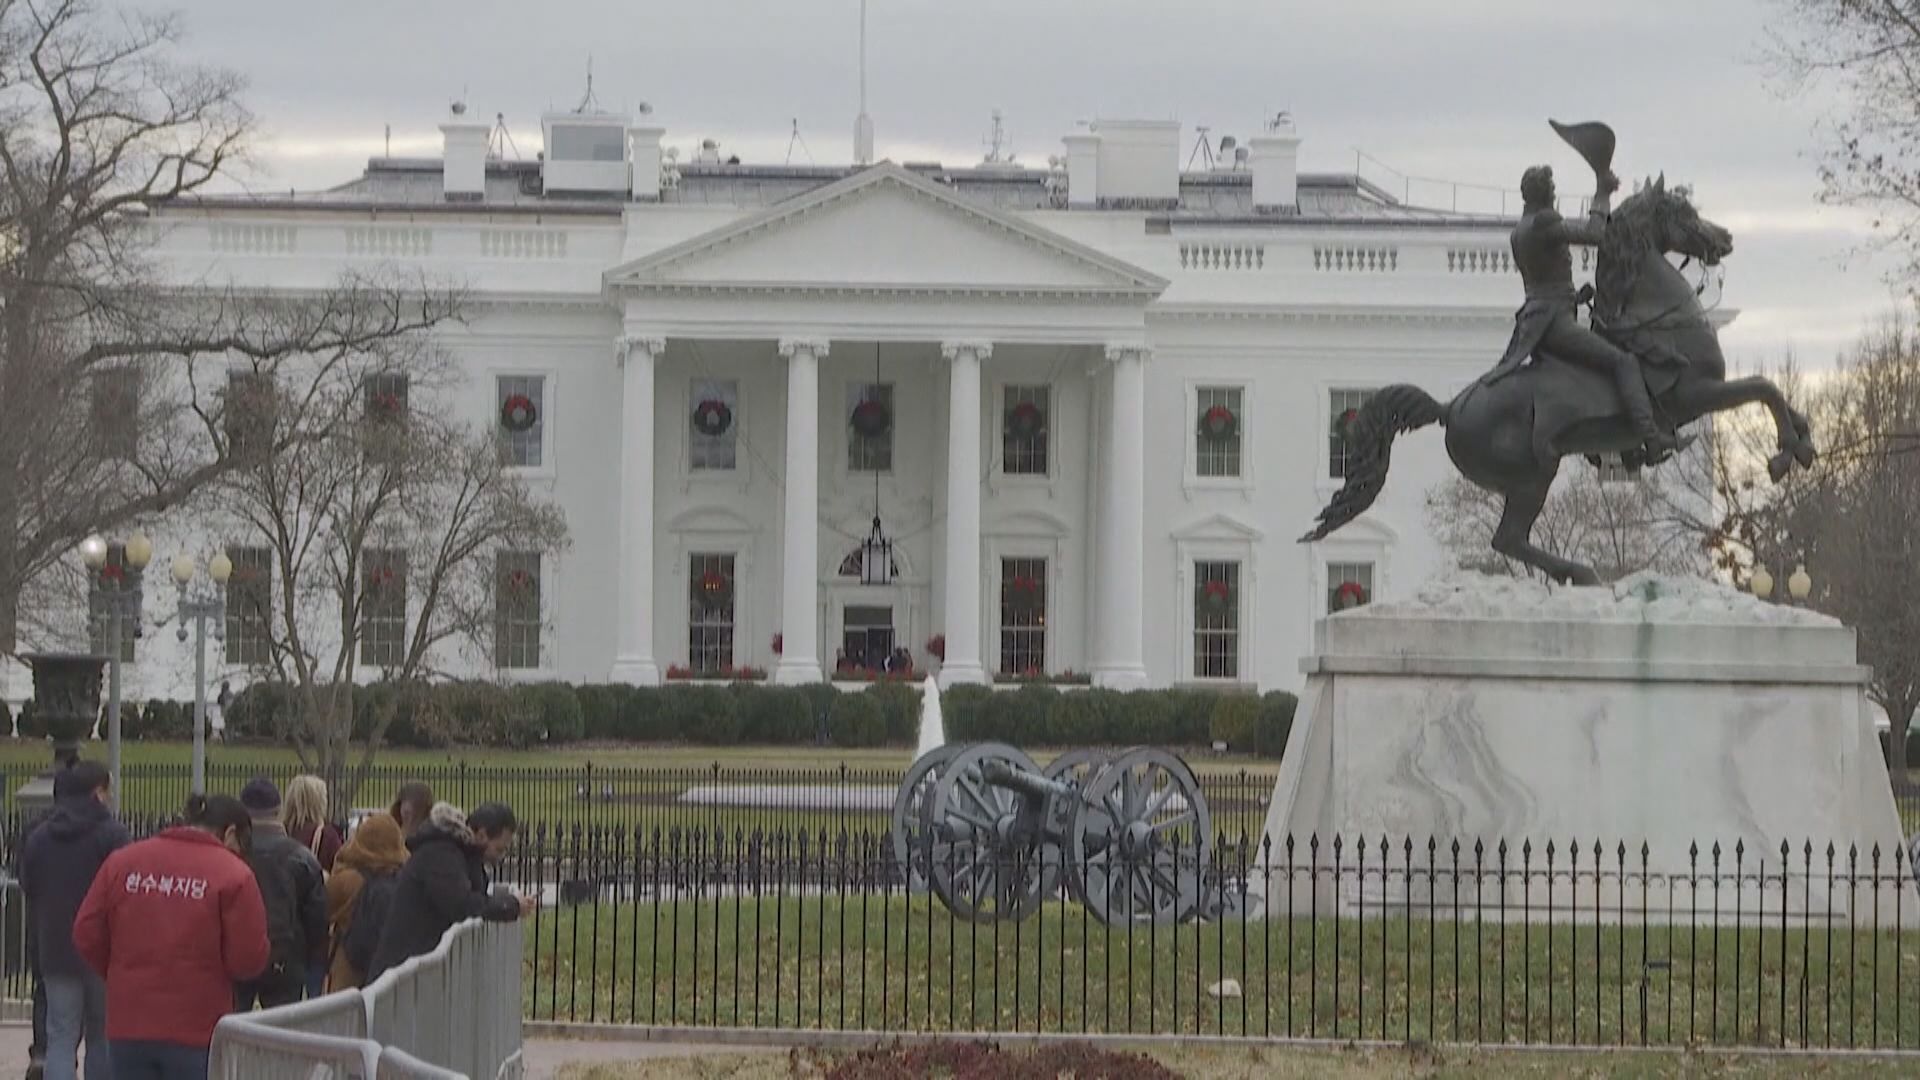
[1001,385,1050,476]
[998,557,1047,675]
[1193,560,1240,680]
[847,383,893,473]
[90,369,139,460]
[498,375,545,469]
[1329,389,1374,480]
[364,373,410,422]
[224,547,273,666]
[1327,561,1375,613]
[87,544,138,663]
[688,552,736,673]
[690,378,738,471]
[838,606,897,674]
[550,124,626,162]
[494,552,542,669]
[360,549,407,667]
[1196,386,1244,479]
[226,371,277,458]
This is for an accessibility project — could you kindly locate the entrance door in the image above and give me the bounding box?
[840,605,895,674]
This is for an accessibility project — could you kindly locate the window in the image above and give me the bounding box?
[224,546,272,666]
[998,557,1047,676]
[847,383,893,473]
[90,368,139,459]
[1193,560,1240,680]
[839,605,896,674]
[688,553,736,673]
[1196,386,1244,479]
[87,543,139,663]
[364,373,410,425]
[549,124,626,162]
[359,549,407,667]
[1001,385,1050,476]
[1327,561,1375,614]
[497,375,546,469]
[689,378,738,472]
[1329,389,1374,480]
[225,371,277,458]
[494,552,542,670]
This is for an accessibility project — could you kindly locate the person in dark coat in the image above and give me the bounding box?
[20,763,128,1080]
[232,778,327,1009]
[365,802,532,982]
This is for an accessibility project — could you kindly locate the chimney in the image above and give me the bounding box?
[1249,115,1302,214]
[440,106,489,202]
[1063,132,1100,208]
[628,125,665,202]
[1087,120,1179,207]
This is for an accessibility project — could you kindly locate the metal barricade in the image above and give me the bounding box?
[210,1021,379,1079]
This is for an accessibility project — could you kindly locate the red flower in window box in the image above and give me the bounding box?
[696,569,732,610]
[1333,580,1369,610]
[370,391,404,420]
[1196,578,1233,614]
[850,398,891,439]
[925,634,946,662]
[771,632,783,656]
[500,393,538,433]
[1198,403,1238,440]
[1004,401,1047,439]
[691,398,733,437]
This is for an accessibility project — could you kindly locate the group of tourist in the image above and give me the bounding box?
[18,769,535,1080]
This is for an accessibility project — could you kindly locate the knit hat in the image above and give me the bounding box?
[240,776,281,815]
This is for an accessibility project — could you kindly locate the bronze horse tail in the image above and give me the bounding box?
[1298,384,1448,543]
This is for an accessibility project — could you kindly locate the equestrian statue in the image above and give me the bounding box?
[1301,120,1817,587]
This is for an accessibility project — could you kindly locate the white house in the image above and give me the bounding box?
[13,107,1631,702]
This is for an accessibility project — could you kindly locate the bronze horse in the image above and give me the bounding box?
[1301,178,1816,586]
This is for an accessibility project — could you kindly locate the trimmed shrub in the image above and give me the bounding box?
[1257,691,1298,758]
[95,701,139,742]
[15,699,43,739]
[0,698,10,738]
[827,692,886,748]
[1207,693,1261,753]
[532,683,585,743]
[1046,690,1113,745]
[740,686,813,744]
[576,684,627,741]
[1111,690,1173,745]
[1165,690,1217,745]
[867,682,921,745]
[797,683,838,744]
[662,685,739,745]
[941,684,994,743]
[617,687,670,741]
[227,681,296,740]
[138,700,194,742]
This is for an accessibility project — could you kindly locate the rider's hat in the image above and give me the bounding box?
[1548,120,1615,176]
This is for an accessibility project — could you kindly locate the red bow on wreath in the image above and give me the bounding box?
[1006,401,1046,438]
[1336,408,1360,436]
[1197,579,1233,611]
[692,398,733,437]
[696,569,733,609]
[500,393,538,433]
[1199,403,1238,440]
[850,399,891,438]
[1333,580,1368,609]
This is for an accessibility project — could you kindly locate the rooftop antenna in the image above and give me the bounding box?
[383,123,391,158]
[982,109,1013,165]
[853,0,874,165]
[1186,125,1217,171]
[786,118,815,165]
[489,112,521,160]
[575,55,602,114]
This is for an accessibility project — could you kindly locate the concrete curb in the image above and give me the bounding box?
[524,1023,1920,1060]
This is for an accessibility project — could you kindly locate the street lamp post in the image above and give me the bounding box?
[80,532,151,806]
[1748,561,1814,607]
[171,551,231,796]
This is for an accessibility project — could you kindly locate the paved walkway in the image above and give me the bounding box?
[0,1023,769,1079]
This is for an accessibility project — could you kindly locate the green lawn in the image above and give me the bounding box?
[522,894,1920,1050]
[563,1044,1920,1080]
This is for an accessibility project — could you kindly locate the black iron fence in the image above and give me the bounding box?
[501,825,1920,1049]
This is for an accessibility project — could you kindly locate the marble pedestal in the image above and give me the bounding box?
[1259,574,1913,923]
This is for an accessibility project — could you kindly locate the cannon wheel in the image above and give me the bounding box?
[890,744,957,889]
[1071,747,1212,925]
[925,742,1049,923]
[1043,748,1112,902]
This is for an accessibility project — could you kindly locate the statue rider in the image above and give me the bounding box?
[1485,123,1682,459]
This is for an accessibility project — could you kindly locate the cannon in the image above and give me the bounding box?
[889,742,1212,925]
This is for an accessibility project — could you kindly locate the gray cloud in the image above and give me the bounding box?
[175,0,1900,365]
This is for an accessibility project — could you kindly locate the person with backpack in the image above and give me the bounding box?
[324,813,407,991]
[71,794,269,1079]
[233,778,327,1009]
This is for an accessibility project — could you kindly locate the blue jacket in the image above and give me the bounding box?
[21,795,130,977]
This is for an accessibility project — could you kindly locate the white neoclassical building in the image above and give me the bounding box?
[17,107,1619,701]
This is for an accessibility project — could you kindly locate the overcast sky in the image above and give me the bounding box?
[178,0,1897,368]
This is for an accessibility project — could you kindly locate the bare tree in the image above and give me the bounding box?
[0,0,458,652]
[1425,441,1716,582]
[216,332,568,796]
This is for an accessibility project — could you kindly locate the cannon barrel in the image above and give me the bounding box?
[981,758,1073,801]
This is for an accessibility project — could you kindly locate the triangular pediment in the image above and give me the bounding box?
[606,164,1166,298]
[1171,512,1265,542]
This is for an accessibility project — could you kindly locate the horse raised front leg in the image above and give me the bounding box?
[1492,482,1601,587]
[1668,375,1815,481]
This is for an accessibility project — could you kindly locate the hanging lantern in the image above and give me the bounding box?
[859,515,894,586]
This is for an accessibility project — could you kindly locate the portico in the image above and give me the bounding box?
[602,164,1165,688]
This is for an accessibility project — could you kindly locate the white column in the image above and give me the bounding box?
[774,338,827,685]
[609,334,664,684]
[938,341,991,687]
[1095,344,1150,688]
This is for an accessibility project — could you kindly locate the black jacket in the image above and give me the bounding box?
[244,821,329,976]
[20,796,130,977]
[366,823,517,982]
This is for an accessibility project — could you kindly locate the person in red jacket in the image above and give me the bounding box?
[72,793,270,1079]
